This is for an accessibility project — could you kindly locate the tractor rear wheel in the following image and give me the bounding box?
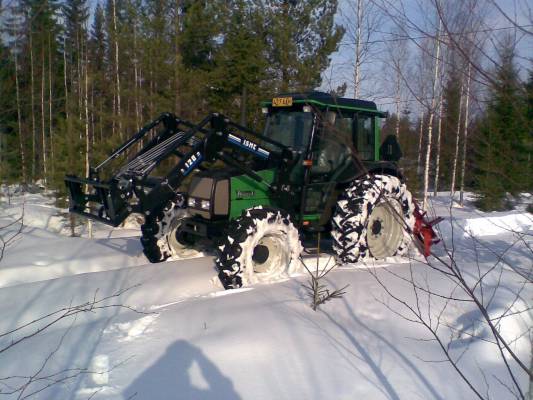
[140,195,190,263]
[216,207,303,289]
[332,174,415,264]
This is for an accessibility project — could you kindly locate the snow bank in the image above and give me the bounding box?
[437,211,533,239]
[0,191,531,399]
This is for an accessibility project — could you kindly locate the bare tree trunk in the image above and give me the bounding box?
[77,29,82,121]
[40,48,47,186]
[14,47,26,184]
[416,114,424,176]
[354,0,363,98]
[422,18,442,210]
[99,99,103,143]
[433,91,443,196]
[112,0,122,138]
[63,36,69,123]
[174,1,181,116]
[29,31,36,181]
[459,63,471,206]
[63,36,76,237]
[112,93,116,137]
[450,82,464,198]
[90,81,95,146]
[48,34,54,180]
[149,67,154,117]
[84,35,92,239]
[394,74,401,138]
[133,19,140,132]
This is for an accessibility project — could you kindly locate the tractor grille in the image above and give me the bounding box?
[188,176,229,219]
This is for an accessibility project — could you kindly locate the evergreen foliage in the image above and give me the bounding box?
[473,43,530,210]
[0,0,343,194]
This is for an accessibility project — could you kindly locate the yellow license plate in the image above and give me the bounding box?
[272,96,293,107]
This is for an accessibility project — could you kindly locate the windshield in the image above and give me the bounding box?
[263,111,313,150]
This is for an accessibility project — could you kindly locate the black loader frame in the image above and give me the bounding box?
[65,112,295,226]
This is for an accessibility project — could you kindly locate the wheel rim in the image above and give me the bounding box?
[252,234,289,274]
[164,211,195,257]
[366,199,404,258]
[167,223,186,253]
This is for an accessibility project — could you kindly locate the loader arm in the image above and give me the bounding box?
[65,113,292,226]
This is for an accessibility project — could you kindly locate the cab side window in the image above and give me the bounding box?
[312,112,353,175]
[355,115,374,161]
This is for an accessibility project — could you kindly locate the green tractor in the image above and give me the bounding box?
[65,91,437,289]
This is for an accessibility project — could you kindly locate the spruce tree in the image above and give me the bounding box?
[263,0,344,92]
[210,1,268,123]
[473,43,527,210]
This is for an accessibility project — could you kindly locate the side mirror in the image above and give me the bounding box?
[379,135,403,162]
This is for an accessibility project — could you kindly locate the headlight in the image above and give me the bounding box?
[200,200,210,210]
[187,197,195,208]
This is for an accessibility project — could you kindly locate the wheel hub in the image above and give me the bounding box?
[366,200,404,258]
[371,219,383,236]
[252,234,289,274]
[252,244,270,264]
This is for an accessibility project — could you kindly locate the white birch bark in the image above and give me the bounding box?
[112,0,122,138]
[422,18,442,210]
[450,82,464,197]
[416,114,424,176]
[395,75,401,138]
[433,91,443,196]
[41,48,47,186]
[48,34,54,178]
[133,19,140,132]
[459,63,471,206]
[63,35,69,122]
[84,34,92,239]
[29,30,36,180]
[354,0,363,98]
[14,45,26,183]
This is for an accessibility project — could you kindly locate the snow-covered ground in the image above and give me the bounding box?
[0,188,531,399]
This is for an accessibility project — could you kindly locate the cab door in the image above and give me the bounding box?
[302,110,358,221]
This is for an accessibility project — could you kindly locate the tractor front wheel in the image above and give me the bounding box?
[216,207,303,289]
[332,174,415,264]
[140,195,190,263]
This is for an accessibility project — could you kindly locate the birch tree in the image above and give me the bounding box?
[422,17,442,210]
[450,80,464,197]
[343,0,382,98]
[459,62,471,206]
[111,0,122,137]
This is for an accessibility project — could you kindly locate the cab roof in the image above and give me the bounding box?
[261,91,387,117]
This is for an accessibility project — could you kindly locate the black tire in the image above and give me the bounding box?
[140,194,187,263]
[216,207,302,289]
[332,174,415,264]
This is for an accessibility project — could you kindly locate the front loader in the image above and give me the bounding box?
[65,91,440,289]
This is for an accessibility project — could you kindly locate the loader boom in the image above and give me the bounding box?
[65,113,291,226]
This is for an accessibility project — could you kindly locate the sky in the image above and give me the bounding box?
[7,0,531,116]
[321,0,533,114]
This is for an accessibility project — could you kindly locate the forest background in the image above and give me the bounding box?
[0,0,531,211]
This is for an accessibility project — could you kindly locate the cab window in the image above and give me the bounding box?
[355,115,374,161]
[263,111,313,150]
[311,111,353,175]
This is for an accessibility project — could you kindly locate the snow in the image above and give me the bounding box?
[0,188,531,399]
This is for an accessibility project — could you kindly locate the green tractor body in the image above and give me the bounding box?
[181,92,398,243]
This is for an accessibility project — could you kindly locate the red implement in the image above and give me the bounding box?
[412,202,443,257]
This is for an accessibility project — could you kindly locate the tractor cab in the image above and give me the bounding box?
[260,91,388,180]
[260,92,393,225]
